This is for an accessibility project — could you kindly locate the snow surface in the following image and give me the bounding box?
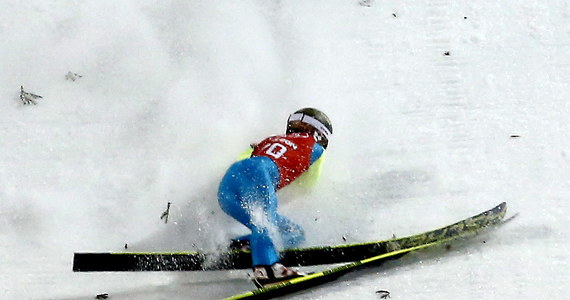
[1,0,569,299]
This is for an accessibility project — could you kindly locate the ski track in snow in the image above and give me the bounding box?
[1,1,569,299]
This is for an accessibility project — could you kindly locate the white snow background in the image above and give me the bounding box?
[1,0,568,299]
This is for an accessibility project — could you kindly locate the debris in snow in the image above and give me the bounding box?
[376,290,391,298]
[359,0,373,7]
[95,293,109,299]
[510,135,521,138]
[65,71,83,81]
[443,51,451,56]
[160,202,172,224]
[20,86,43,105]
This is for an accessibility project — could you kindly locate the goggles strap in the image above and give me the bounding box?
[288,113,332,138]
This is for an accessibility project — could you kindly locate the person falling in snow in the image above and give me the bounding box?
[217,107,333,286]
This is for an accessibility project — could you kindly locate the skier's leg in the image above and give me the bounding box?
[272,214,305,248]
[218,160,280,266]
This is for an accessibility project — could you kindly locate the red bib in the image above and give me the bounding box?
[252,133,316,189]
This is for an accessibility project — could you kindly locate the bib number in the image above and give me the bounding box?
[263,143,287,159]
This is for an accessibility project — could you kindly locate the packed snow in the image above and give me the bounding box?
[1,0,568,299]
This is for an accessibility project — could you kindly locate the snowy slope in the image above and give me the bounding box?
[1,0,568,299]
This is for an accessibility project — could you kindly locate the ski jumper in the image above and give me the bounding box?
[218,133,324,266]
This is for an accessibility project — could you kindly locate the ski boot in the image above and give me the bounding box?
[252,263,307,288]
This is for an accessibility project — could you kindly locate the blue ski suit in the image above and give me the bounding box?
[218,136,324,267]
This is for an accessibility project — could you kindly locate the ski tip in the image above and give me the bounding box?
[495,202,507,214]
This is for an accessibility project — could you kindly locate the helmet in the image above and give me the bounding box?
[286,107,333,148]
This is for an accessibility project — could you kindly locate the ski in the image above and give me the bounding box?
[224,242,438,300]
[73,202,507,272]
[224,203,510,299]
